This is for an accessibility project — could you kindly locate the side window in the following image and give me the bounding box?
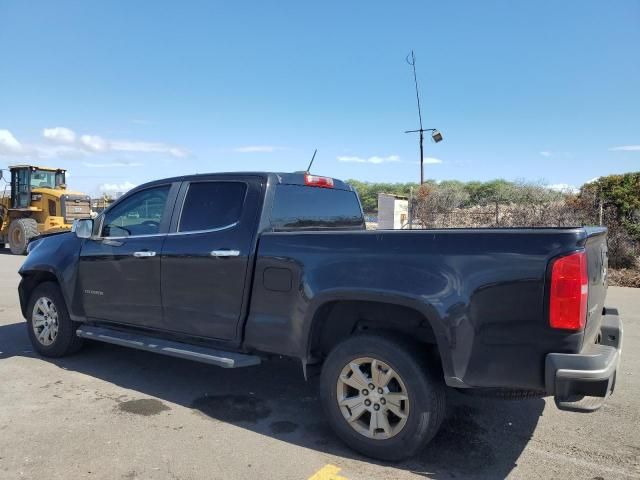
[102,185,170,237]
[178,181,247,232]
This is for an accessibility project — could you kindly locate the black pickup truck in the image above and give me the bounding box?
[19,172,622,460]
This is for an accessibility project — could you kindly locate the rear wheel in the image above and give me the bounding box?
[26,282,84,357]
[8,218,39,255]
[320,334,446,461]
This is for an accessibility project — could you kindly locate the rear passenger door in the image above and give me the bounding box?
[160,176,263,341]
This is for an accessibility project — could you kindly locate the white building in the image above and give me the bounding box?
[377,193,409,230]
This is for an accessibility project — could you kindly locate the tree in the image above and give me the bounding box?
[582,173,640,240]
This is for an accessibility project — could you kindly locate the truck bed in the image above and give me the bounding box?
[245,227,609,391]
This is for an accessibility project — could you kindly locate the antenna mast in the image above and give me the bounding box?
[409,50,424,132]
[405,50,442,184]
[306,149,318,173]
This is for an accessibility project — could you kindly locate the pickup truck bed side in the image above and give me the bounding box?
[245,227,607,391]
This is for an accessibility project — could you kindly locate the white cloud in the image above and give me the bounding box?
[0,129,29,156]
[586,177,600,184]
[337,155,401,164]
[83,161,143,168]
[40,127,188,158]
[43,127,76,144]
[80,134,109,152]
[36,145,88,159]
[234,145,281,153]
[609,145,640,152]
[337,156,366,163]
[99,181,137,193]
[547,183,579,194]
[423,157,443,164]
[111,141,188,158]
[539,151,572,159]
[2,127,188,163]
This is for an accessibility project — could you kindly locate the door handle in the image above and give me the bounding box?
[133,251,156,258]
[210,249,240,258]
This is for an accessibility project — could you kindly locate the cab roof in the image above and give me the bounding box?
[9,165,66,172]
[133,172,355,192]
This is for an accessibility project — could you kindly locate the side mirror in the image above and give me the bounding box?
[72,219,93,239]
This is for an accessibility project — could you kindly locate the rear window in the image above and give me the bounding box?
[270,185,365,231]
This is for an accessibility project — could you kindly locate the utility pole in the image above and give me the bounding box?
[405,50,442,184]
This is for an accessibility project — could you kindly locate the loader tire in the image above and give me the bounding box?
[9,218,39,255]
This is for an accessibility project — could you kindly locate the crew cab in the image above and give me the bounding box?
[18,172,622,460]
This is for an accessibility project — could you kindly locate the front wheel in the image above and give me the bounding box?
[320,334,446,461]
[26,282,84,357]
[8,218,39,255]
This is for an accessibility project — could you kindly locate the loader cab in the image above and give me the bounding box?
[10,166,66,209]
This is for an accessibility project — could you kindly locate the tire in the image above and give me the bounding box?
[26,282,84,357]
[8,218,39,255]
[320,333,446,461]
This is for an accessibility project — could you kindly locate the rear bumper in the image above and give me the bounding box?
[545,308,622,412]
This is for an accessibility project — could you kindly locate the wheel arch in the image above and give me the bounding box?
[302,290,455,381]
[19,269,63,318]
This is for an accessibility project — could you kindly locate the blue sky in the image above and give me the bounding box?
[1,1,639,195]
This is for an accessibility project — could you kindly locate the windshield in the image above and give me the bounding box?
[30,169,65,189]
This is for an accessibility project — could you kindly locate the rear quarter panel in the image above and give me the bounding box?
[245,228,591,390]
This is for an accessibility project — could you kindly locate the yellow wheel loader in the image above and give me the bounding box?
[0,165,92,254]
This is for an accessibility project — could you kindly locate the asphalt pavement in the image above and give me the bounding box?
[0,252,638,479]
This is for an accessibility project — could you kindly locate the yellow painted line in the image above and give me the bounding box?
[308,464,348,480]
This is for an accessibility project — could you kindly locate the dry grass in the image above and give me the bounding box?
[608,268,640,288]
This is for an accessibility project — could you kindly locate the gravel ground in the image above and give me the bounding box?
[0,252,638,479]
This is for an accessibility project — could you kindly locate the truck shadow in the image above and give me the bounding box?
[0,321,544,479]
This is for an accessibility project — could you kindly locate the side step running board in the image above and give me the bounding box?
[76,325,261,368]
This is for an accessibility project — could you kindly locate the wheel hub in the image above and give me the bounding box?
[32,296,59,346]
[336,357,410,440]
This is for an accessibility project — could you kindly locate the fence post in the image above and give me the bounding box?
[599,193,603,226]
[408,187,413,230]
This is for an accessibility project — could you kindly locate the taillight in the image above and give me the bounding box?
[549,250,588,331]
[304,174,334,188]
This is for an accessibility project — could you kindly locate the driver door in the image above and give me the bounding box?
[78,182,179,330]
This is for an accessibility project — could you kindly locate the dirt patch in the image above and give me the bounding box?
[191,394,271,423]
[118,399,170,416]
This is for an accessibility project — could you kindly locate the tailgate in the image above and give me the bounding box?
[582,227,609,349]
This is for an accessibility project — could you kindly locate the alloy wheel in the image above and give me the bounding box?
[336,357,410,440]
[32,297,59,346]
